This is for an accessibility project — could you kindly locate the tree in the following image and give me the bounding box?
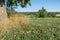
[38,7,47,18]
[0,0,31,20]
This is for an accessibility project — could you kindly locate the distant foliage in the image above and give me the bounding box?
[36,7,56,18]
[38,7,47,18]
[7,7,56,18]
[47,12,56,17]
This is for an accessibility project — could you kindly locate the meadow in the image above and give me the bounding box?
[0,15,60,40]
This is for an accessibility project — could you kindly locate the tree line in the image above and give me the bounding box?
[36,7,56,18]
[8,7,60,18]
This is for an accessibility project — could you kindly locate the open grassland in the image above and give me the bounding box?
[0,15,60,40]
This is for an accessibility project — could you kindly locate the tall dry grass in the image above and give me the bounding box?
[0,15,31,40]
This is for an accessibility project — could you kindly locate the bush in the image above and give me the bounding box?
[47,12,56,17]
[39,12,47,18]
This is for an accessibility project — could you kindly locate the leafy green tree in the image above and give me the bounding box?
[38,7,47,18]
[0,0,31,19]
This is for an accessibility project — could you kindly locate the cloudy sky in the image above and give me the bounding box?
[15,0,60,12]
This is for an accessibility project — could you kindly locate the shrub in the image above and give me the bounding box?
[47,12,56,17]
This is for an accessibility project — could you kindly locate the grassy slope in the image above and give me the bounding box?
[0,18,60,40]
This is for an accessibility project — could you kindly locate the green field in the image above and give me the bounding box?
[0,18,60,40]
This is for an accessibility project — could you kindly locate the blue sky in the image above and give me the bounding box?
[15,0,60,12]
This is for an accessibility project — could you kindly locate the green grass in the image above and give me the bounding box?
[1,18,60,40]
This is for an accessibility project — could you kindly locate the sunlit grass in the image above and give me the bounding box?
[0,14,60,40]
[0,15,31,40]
